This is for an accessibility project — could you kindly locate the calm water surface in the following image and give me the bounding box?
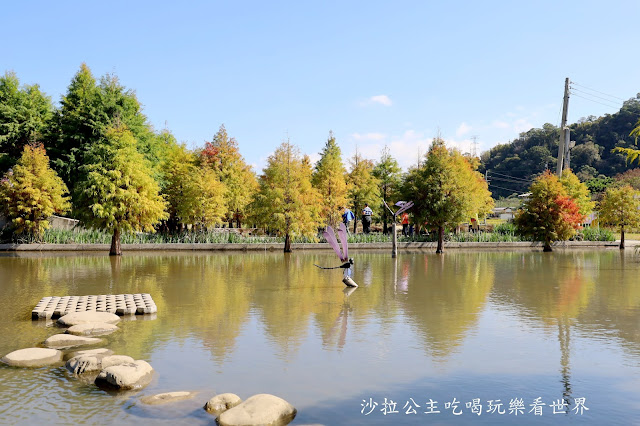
[1,249,640,425]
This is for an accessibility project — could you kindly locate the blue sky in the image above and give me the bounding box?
[3,1,639,172]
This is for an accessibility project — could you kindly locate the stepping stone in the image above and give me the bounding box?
[1,348,63,367]
[217,394,296,426]
[58,312,120,326]
[44,334,102,349]
[32,294,158,319]
[66,354,134,375]
[66,322,119,336]
[204,393,242,415]
[95,360,154,391]
[65,348,113,361]
[141,391,198,405]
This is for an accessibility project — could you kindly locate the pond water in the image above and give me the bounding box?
[1,249,640,425]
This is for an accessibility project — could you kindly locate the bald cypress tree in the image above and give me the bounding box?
[373,145,401,233]
[347,150,381,233]
[312,131,347,229]
[412,138,493,253]
[251,139,321,252]
[0,144,70,238]
[76,126,167,255]
[0,72,53,172]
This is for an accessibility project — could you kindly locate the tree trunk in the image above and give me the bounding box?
[620,225,625,250]
[543,240,552,252]
[382,211,389,234]
[436,226,444,254]
[284,233,292,253]
[353,218,358,234]
[110,228,122,256]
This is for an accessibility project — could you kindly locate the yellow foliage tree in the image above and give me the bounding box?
[200,125,257,227]
[598,185,640,249]
[162,144,226,230]
[0,144,70,237]
[76,126,167,255]
[311,131,348,228]
[250,140,321,252]
[560,169,595,215]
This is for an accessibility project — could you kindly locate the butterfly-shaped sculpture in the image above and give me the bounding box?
[314,223,357,287]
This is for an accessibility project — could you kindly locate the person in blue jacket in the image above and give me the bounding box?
[342,206,355,233]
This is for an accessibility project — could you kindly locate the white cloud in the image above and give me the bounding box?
[456,122,472,137]
[346,129,432,171]
[491,120,510,129]
[307,152,321,167]
[351,132,387,141]
[513,119,534,133]
[362,95,393,107]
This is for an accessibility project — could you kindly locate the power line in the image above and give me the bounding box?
[488,171,532,183]
[570,81,626,102]
[570,92,620,110]
[488,183,529,194]
[487,176,530,186]
[570,87,622,107]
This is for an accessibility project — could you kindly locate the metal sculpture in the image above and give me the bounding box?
[314,223,357,287]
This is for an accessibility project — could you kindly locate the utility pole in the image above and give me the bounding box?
[556,78,570,177]
[563,127,574,171]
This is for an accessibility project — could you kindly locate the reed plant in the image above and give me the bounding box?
[8,225,614,245]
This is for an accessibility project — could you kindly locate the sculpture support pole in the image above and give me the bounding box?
[392,213,397,258]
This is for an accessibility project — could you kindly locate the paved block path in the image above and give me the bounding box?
[32,294,157,319]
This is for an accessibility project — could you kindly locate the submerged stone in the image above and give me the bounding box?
[141,391,198,405]
[1,348,63,367]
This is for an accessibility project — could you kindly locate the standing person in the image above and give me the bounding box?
[342,206,355,233]
[401,212,409,236]
[362,203,373,234]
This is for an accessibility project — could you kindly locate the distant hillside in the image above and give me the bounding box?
[480,95,640,198]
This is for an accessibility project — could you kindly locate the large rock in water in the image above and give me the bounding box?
[66,322,118,336]
[204,393,242,415]
[95,360,154,390]
[58,311,120,327]
[44,334,102,349]
[1,348,63,367]
[217,394,296,426]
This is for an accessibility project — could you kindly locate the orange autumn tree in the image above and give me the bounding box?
[515,171,585,252]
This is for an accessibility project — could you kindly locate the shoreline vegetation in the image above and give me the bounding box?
[0,225,616,248]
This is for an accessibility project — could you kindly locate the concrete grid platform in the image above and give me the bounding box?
[32,293,157,320]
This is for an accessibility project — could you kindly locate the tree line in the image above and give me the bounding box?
[4,65,637,255]
[0,65,496,254]
[480,96,640,198]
